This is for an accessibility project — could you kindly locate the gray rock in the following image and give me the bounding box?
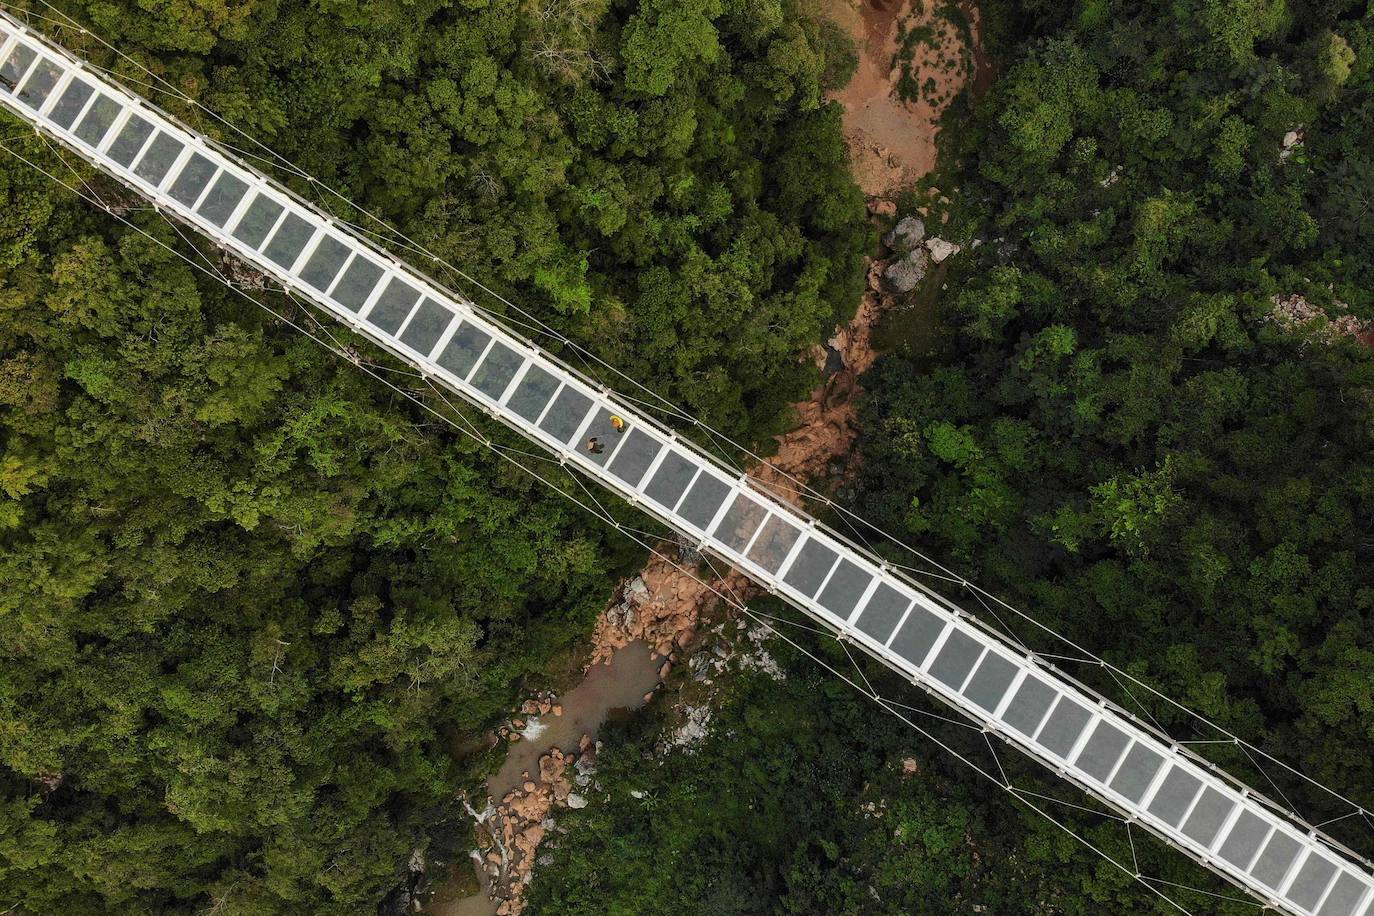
[566,793,588,809]
[925,237,961,264]
[883,216,926,253]
[884,248,930,292]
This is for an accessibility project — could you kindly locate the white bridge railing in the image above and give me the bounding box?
[1,13,1370,915]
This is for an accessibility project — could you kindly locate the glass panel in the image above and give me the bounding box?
[888,604,945,668]
[133,132,184,186]
[1001,675,1057,737]
[1181,787,1235,848]
[644,450,697,509]
[579,408,628,467]
[715,493,767,554]
[399,299,453,356]
[72,94,121,147]
[817,559,872,619]
[106,115,155,166]
[232,194,285,249]
[333,256,385,311]
[262,212,314,269]
[0,43,36,93]
[17,59,62,109]
[963,652,1018,713]
[167,153,217,207]
[506,365,559,423]
[298,235,350,290]
[679,472,730,529]
[1218,810,1271,870]
[1109,742,1164,803]
[745,515,801,574]
[1076,721,1130,782]
[538,385,593,444]
[470,342,524,401]
[607,428,661,489]
[1317,872,1370,916]
[1147,767,1203,827]
[1037,697,1092,757]
[47,78,93,128]
[1289,855,1340,911]
[197,171,249,227]
[781,537,839,598]
[929,630,983,690]
[854,583,910,644]
[434,322,491,378]
[1251,831,1302,889]
[363,277,421,329]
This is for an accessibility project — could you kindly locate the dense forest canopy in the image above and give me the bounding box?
[529,0,1374,912]
[0,0,866,912]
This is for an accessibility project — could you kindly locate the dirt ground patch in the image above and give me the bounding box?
[828,0,981,199]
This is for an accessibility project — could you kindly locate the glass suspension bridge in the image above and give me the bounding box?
[0,10,1371,915]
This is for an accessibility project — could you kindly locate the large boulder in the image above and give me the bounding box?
[884,248,930,292]
[884,216,926,253]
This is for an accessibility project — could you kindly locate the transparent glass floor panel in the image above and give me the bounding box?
[745,515,800,574]
[962,651,1018,713]
[929,629,982,690]
[232,194,285,249]
[1109,742,1164,803]
[1001,676,1057,737]
[715,492,767,554]
[435,321,491,380]
[1037,697,1092,758]
[17,59,61,108]
[133,132,183,185]
[72,93,120,147]
[579,409,628,468]
[817,559,871,619]
[367,277,423,334]
[853,583,910,644]
[679,471,730,530]
[538,385,593,444]
[644,450,697,510]
[1317,872,1370,916]
[1075,721,1129,782]
[1289,855,1339,911]
[506,365,559,423]
[197,170,248,226]
[168,152,217,207]
[47,78,93,128]
[607,428,661,489]
[781,537,839,599]
[888,604,945,669]
[1252,831,1302,890]
[470,342,524,401]
[1181,787,1235,848]
[398,299,453,356]
[262,212,314,269]
[333,256,384,312]
[1147,767,1203,828]
[0,43,35,93]
[299,235,350,291]
[1218,810,1271,870]
[107,115,154,166]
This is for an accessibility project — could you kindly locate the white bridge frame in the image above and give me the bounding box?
[1,13,1371,915]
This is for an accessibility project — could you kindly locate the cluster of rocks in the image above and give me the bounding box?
[588,558,745,665]
[1270,292,1374,347]
[470,735,600,915]
[496,692,563,744]
[881,215,962,293]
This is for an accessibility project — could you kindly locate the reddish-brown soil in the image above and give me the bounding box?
[829,0,979,198]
